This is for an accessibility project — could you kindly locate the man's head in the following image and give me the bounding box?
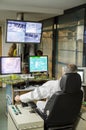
[62,64,77,75]
[36,50,43,56]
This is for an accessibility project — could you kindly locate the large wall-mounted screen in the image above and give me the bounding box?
[6,19,43,44]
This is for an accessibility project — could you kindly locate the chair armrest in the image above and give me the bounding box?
[35,108,47,120]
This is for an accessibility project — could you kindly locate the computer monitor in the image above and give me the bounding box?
[6,19,43,44]
[28,56,48,73]
[0,56,22,75]
[77,69,84,83]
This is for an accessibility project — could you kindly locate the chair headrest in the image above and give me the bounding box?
[60,73,81,93]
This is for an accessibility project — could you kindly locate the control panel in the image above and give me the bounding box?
[8,105,44,130]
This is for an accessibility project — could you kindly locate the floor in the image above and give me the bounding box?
[75,108,86,130]
[0,87,7,130]
[0,87,86,130]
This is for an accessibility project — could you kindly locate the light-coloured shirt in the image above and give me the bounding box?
[20,79,61,103]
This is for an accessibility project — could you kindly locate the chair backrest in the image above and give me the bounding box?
[44,91,83,127]
[60,73,81,93]
[44,73,83,127]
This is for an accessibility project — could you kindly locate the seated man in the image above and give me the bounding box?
[15,64,79,112]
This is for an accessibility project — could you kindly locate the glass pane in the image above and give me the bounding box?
[77,52,83,66]
[58,50,76,64]
[58,39,76,51]
[56,9,85,78]
[40,31,53,78]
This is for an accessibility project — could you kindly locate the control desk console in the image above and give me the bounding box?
[8,104,44,130]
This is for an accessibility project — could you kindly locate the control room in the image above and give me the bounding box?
[0,1,86,130]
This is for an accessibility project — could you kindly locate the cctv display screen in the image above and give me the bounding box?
[29,56,48,73]
[6,19,43,43]
[0,56,22,75]
[77,69,84,82]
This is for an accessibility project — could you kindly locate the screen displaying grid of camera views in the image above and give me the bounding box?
[6,20,42,43]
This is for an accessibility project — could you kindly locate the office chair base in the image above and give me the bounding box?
[45,124,74,130]
[48,127,73,130]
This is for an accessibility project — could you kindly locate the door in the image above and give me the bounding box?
[0,27,2,87]
[0,27,2,56]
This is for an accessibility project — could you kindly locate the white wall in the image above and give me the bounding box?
[0,11,17,56]
[2,22,10,56]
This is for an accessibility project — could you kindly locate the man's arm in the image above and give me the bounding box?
[15,80,60,103]
[15,85,49,103]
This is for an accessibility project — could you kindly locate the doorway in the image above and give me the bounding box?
[0,27,2,56]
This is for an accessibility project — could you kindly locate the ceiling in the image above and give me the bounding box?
[0,0,86,22]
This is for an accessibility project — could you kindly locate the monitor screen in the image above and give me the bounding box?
[6,19,43,43]
[77,69,84,82]
[0,56,22,75]
[29,56,48,73]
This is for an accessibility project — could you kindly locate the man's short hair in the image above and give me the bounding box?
[64,64,77,73]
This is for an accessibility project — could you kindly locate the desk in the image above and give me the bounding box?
[6,78,50,111]
[8,105,44,130]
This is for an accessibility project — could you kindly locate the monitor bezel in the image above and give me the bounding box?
[5,19,43,44]
[28,55,48,73]
[77,69,84,83]
[0,56,22,75]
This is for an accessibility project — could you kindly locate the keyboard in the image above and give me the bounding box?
[28,101,37,109]
[20,74,34,79]
[21,101,37,109]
